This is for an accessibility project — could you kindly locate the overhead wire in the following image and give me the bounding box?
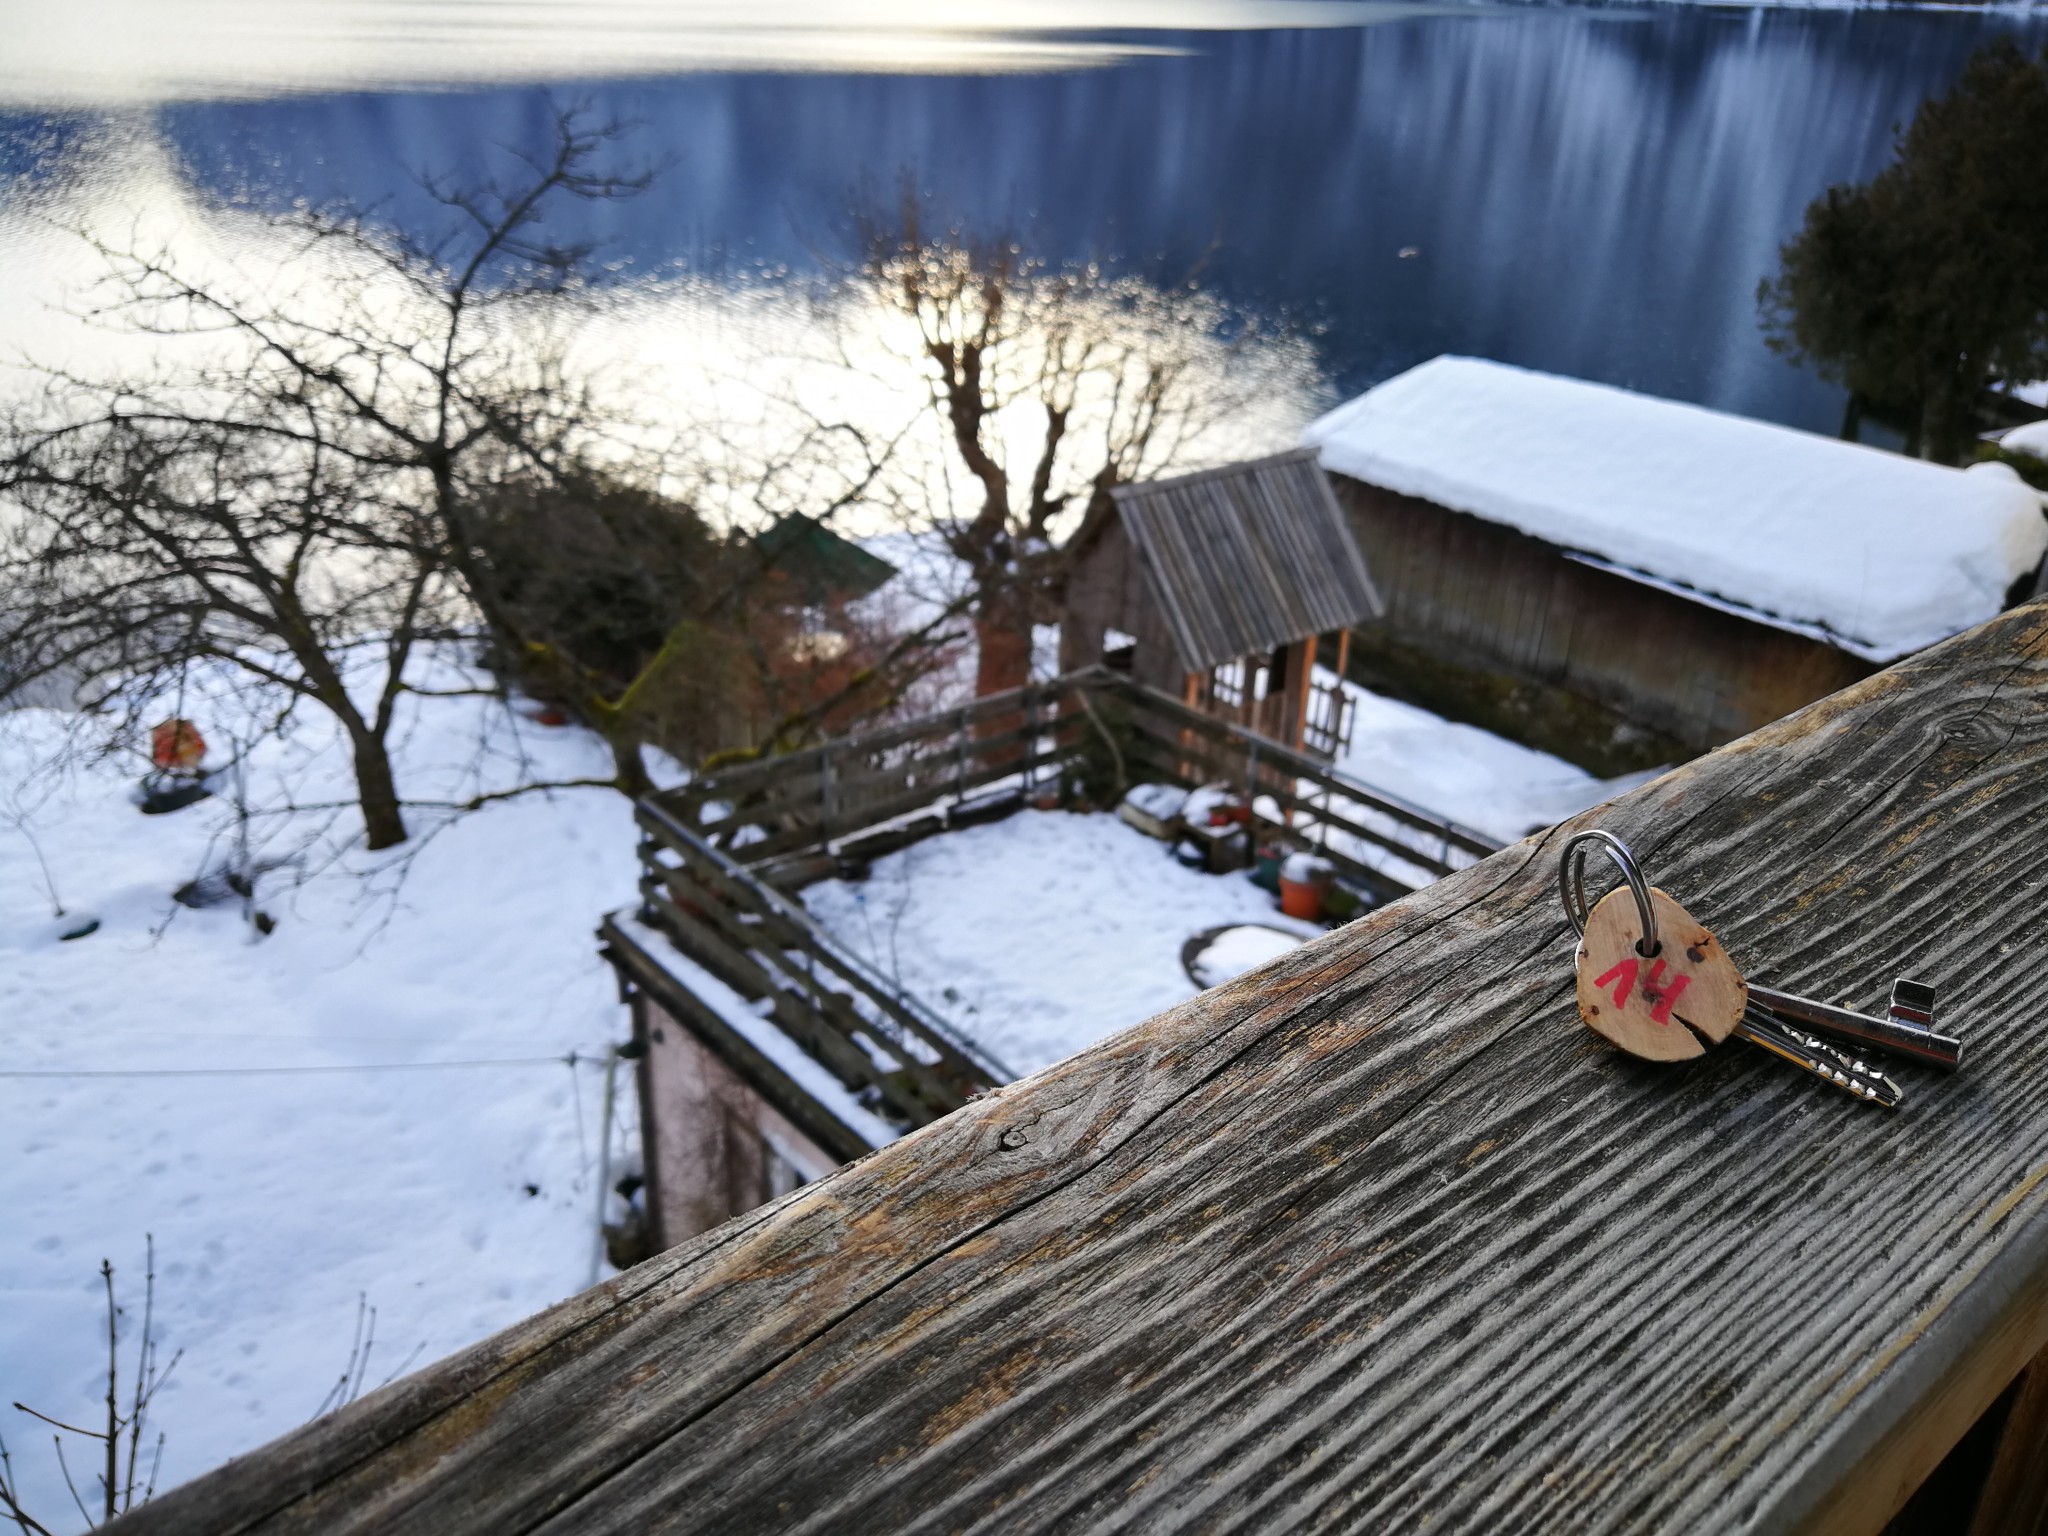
[0,1053,592,1079]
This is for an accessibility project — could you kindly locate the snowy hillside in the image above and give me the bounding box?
[0,648,1641,1525]
[0,665,643,1527]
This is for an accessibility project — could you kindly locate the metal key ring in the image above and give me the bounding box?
[1559,830,1660,957]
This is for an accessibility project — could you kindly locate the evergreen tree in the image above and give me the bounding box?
[1760,41,2048,463]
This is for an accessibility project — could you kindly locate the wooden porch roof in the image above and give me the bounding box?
[1108,447,1383,673]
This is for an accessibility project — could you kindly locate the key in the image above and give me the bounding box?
[1559,829,1938,1110]
[1733,1002,1902,1109]
[1747,978,1960,1071]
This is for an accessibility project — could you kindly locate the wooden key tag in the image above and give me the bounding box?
[1575,885,1746,1062]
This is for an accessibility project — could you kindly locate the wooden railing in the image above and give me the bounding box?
[658,667,1499,894]
[633,801,1010,1132]
[119,600,2048,1534]
[664,676,1084,885]
[623,668,1501,1134]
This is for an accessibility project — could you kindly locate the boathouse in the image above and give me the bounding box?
[1059,448,1384,757]
[1305,356,2048,773]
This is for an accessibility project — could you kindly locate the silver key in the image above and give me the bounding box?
[1734,1002,1903,1109]
[1747,978,1960,1072]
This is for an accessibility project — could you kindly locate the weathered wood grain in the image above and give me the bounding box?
[115,602,2048,1535]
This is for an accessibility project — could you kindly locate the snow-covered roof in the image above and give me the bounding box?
[1303,357,2048,662]
[2000,419,2048,461]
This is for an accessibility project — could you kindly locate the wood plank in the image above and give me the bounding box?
[662,679,1075,811]
[638,805,1007,1081]
[116,603,2048,1535]
[1121,721,1458,876]
[637,888,885,1094]
[603,919,880,1167]
[723,747,1070,867]
[708,717,1072,846]
[1965,1344,2048,1536]
[1108,677,1500,855]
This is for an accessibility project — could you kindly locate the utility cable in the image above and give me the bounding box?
[0,1053,590,1079]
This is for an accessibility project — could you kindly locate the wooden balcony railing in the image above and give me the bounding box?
[616,668,1503,1137]
[662,666,1497,890]
[111,602,2048,1533]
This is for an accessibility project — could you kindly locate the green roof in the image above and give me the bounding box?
[751,515,898,604]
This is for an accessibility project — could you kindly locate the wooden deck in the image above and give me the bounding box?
[116,602,2048,1533]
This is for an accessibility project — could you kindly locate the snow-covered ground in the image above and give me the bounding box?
[801,674,1645,1073]
[0,639,1639,1525]
[0,663,642,1528]
[1332,675,1657,845]
[802,811,1323,1075]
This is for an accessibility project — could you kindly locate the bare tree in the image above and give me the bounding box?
[844,197,1325,697]
[0,106,657,846]
[0,1238,180,1535]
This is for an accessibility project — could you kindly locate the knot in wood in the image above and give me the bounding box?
[999,1126,1031,1150]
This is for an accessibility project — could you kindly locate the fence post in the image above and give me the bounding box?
[819,748,837,842]
[954,708,968,813]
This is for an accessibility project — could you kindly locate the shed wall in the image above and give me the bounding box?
[1331,475,1873,768]
[1060,516,1190,696]
[634,992,841,1249]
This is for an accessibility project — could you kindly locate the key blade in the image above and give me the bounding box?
[1736,1006,1904,1110]
[1747,982,1961,1072]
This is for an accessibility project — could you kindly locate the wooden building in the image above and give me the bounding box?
[1304,356,2048,774]
[1059,448,1384,756]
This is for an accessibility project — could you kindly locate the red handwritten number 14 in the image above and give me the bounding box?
[1592,957,1692,1025]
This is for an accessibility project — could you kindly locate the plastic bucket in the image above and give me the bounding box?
[1278,876,1324,920]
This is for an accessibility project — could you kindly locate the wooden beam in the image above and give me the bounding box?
[1966,1343,2048,1536]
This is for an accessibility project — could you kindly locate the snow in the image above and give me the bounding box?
[1122,782,1188,821]
[2000,420,2048,460]
[1280,851,1333,884]
[1304,356,2048,663]
[800,811,1322,1075]
[0,658,643,1530]
[1187,925,1305,989]
[1331,671,1658,846]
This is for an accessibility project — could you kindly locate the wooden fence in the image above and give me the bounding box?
[632,800,1010,1133]
[659,666,1498,896]
[116,599,2048,1534]
[627,668,1505,1135]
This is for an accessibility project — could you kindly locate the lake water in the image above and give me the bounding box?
[4,1,2045,434]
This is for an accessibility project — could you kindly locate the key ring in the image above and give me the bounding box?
[1558,829,1659,958]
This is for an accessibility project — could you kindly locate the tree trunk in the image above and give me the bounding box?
[608,731,654,800]
[349,731,409,850]
[972,589,1034,761]
[1921,384,1972,466]
[974,597,1033,699]
[1839,391,1865,442]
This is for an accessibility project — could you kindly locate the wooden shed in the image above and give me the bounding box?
[1059,448,1384,756]
[1304,357,2048,775]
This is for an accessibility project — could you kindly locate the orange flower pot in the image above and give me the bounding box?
[1278,876,1324,921]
